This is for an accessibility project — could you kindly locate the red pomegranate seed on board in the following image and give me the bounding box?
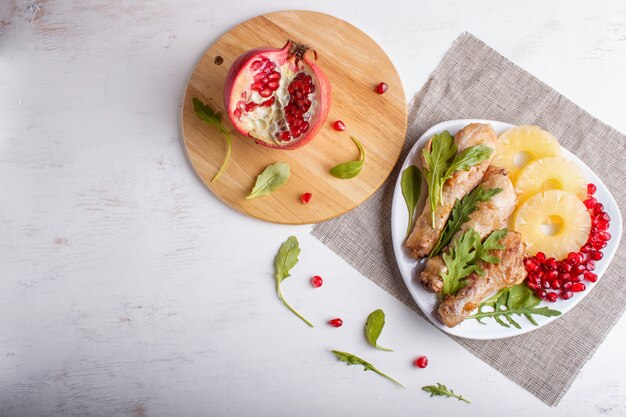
[333,120,346,131]
[300,192,313,204]
[328,318,343,327]
[310,275,323,288]
[413,356,428,368]
[375,82,388,94]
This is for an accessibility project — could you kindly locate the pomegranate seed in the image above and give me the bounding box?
[596,231,611,241]
[525,258,540,272]
[560,291,573,300]
[573,264,586,274]
[581,243,593,253]
[267,71,281,80]
[583,271,598,282]
[245,102,258,112]
[259,89,272,98]
[310,275,323,287]
[566,252,579,264]
[593,203,604,215]
[303,84,312,94]
[279,131,290,141]
[587,183,597,195]
[290,127,301,138]
[261,97,275,107]
[547,258,557,269]
[527,282,540,290]
[545,292,558,302]
[413,356,428,368]
[586,260,596,271]
[375,82,388,94]
[542,280,552,289]
[570,275,581,283]
[551,280,562,290]
[251,82,263,91]
[250,60,263,71]
[560,263,573,273]
[233,108,242,118]
[563,282,573,290]
[560,273,571,281]
[597,220,609,231]
[584,197,597,209]
[292,118,302,128]
[571,282,586,292]
[328,318,343,327]
[600,213,611,222]
[267,81,280,90]
[253,72,267,82]
[589,251,603,261]
[535,252,546,262]
[536,289,547,299]
[546,270,558,280]
[300,121,309,132]
[264,61,276,71]
[301,192,313,204]
[333,120,346,131]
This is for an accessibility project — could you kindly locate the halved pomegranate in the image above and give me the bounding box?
[223,40,331,149]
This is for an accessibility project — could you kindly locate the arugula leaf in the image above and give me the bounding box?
[247,162,290,199]
[401,165,422,238]
[192,97,232,182]
[440,229,481,295]
[430,186,502,257]
[421,383,471,403]
[365,309,393,352]
[331,350,404,388]
[440,228,508,296]
[467,284,561,328]
[329,137,365,179]
[443,145,493,180]
[274,236,313,327]
[422,131,456,227]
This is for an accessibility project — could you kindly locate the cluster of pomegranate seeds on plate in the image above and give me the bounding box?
[524,183,611,302]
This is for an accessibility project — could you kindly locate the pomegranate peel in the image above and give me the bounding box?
[224,40,331,149]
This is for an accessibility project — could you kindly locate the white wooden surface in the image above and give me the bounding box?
[1,1,625,416]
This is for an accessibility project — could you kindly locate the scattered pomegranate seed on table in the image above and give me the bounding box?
[310,275,323,288]
[333,120,346,131]
[413,356,428,368]
[300,192,312,204]
[375,82,388,94]
[328,318,343,327]
[523,183,610,302]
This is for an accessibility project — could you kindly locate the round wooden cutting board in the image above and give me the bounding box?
[182,10,407,224]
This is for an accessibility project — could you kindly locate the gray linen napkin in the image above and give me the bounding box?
[312,33,625,406]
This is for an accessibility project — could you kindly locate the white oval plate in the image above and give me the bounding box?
[391,120,623,340]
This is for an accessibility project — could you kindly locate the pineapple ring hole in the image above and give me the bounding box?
[540,178,562,192]
[514,151,533,168]
[540,215,564,236]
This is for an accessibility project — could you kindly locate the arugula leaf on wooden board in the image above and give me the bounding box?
[329,136,365,179]
[331,350,404,388]
[422,383,471,403]
[467,284,561,328]
[440,228,508,296]
[192,97,232,182]
[247,162,290,199]
[364,309,393,351]
[430,186,502,257]
[274,236,313,327]
[401,165,422,238]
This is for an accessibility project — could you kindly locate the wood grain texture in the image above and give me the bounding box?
[182,10,407,224]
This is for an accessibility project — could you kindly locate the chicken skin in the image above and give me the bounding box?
[420,166,516,293]
[406,123,497,258]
